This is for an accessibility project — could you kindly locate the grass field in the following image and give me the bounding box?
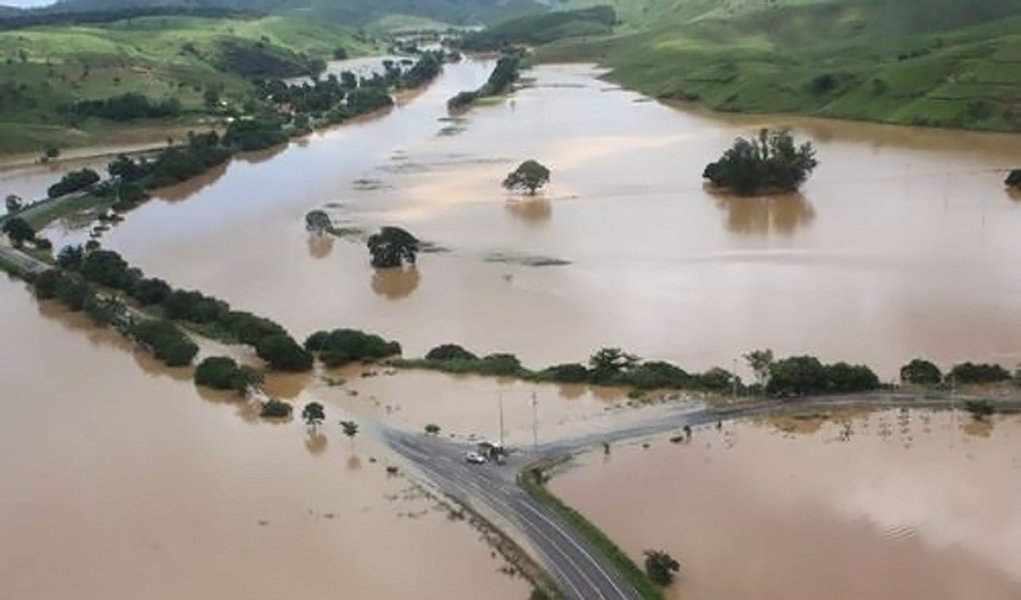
[534,0,1021,132]
[0,13,376,154]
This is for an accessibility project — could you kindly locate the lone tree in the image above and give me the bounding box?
[503,160,551,195]
[302,402,326,432]
[2,217,35,246]
[367,226,419,268]
[424,423,441,436]
[744,349,774,386]
[703,128,818,196]
[5,194,22,213]
[1006,169,1021,188]
[644,550,680,586]
[305,209,333,234]
[900,358,942,386]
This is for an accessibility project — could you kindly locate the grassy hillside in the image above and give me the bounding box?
[458,5,615,50]
[536,0,1021,132]
[0,12,375,154]
[51,0,549,26]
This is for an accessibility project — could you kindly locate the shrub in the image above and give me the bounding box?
[540,363,590,384]
[425,343,478,362]
[260,398,293,418]
[478,353,523,376]
[195,356,260,393]
[47,168,100,198]
[643,550,680,586]
[964,399,995,421]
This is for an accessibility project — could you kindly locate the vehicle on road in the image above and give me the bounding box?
[465,451,486,464]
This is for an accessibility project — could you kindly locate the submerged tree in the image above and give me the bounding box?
[703,129,818,196]
[340,420,359,444]
[899,358,942,386]
[305,209,333,234]
[1006,169,1021,188]
[643,550,680,586]
[4,194,22,213]
[302,402,326,432]
[2,217,35,246]
[503,160,551,195]
[367,226,419,268]
[744,349,774,386]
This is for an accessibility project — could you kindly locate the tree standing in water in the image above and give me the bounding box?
[367,226,419,268]
[302,402,326,432]
[340,420,359,445]
[503,160,551,195]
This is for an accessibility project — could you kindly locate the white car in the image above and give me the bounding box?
[465,451,486,464]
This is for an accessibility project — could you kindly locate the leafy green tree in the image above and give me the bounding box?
[744,349,774,386]
[304,328,402,367]
[256,334,314,372]
[900,358,942,385]
[56,245,84,270]
[195,356,260,393]
[425,343,478,361]
[540,363,590,384]
[703,129,818,196]
[623,361,691,390]
[588,347,638,384]
[302,402,326,431]
[949,362,1011,384]
[643,550,680,586]
[260,398,293,419]
[2,217,35,245]
[305,210,333,234]
[503,160,551,195]
[367,226,419,268]
[766,355,828,396]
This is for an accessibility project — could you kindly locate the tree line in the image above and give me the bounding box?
[447,52,521,111]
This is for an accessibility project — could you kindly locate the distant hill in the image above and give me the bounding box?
[458,6,616,50]
[537,0,1021,132]
[50,0,549,26]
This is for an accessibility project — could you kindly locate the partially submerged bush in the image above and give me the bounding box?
[260,398,293,418]
[304,328,401,367]
[195,356,261,393]
[425,343,478,362]
[703,129,818,195]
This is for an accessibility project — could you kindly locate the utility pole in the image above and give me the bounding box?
[531,391,538,451]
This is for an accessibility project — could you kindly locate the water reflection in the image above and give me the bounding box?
[505,197,552,225]
[237,145,288,166]
[371,267,420,300]
[304,431,329,455]
[712,191,816,235]
[153,164,228,202]
[307,234,334,259]
[346,454,363,471]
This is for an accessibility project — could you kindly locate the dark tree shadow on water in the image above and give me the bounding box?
[153,164,228,203]
[1007,187,1021,202]
[505,197,552,226]
[710,190,816,236]
[371,266,420,300]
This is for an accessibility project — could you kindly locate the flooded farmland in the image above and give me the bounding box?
[550,409,1021,600]
[0,276,527,600]
[63,59,1021,378]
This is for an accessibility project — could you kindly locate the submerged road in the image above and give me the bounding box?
[386,392,1021,599]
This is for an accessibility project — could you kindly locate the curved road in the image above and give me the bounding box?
[386,392,1020,599]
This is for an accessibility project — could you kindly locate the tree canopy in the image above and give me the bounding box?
[900,358,942,385]
[644,550,680,586]
[703,129,818,196]
[305,209,333,234]
[367,226,419,268]
[2,217,35,245]
[1006,169,1021,188]
[503,160,551,195]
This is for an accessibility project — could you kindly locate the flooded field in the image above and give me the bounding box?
[550,409,1021,600]
[0,276,527,600]
[48,59,1021,378]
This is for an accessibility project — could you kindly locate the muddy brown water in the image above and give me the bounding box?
[0,276,527,600]
[34,60,1018,378]
[551,409,1021,600]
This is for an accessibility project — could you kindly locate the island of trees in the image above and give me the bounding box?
[447,52,522,111]
[503,160,551,195]
[703,129,818,196]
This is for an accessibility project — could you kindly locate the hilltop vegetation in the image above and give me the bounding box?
[0,11,375,153]
[537,0,1021,132]
[50,0,547,27]
[457,6,615,51]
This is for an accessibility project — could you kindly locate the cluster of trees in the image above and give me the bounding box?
[216,39,322,78]
[404,344,742,392]
[194,356,261,394]
[107,131,231,191]
[447,53,521,111]
[223,116,288,152]
[56,245,310,371]
[703,129,818,196]
[2,217,37,246]
[65,93,182,122]
[765,355,880,396]
[643,550,680,587]
[304,328,402,368]
[47,168,100,198]
[503,160,550,195]
[367,226,419,268]
[132,319,200,367]
[900,358,1013,386]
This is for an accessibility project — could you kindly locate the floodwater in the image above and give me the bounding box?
[54,59,1020,378]
[0,276,527,600]
[550,409,1021,600]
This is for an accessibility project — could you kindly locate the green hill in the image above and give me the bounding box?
[0,12,375,153]
[458,6,616,50]
[536,0,1021,132]
[50,0,548,27]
